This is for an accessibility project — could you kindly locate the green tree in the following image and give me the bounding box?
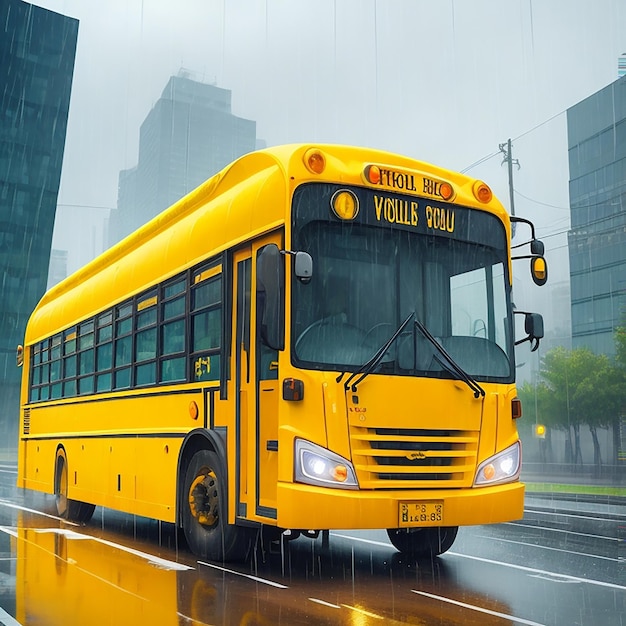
[537,346,621,468]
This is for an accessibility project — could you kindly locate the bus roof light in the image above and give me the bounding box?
[364,164,381,184]
[439,181,454,201]
[304,148,326,174]
[473,181,492,203]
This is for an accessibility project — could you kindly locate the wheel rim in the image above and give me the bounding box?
[188,468,219,527]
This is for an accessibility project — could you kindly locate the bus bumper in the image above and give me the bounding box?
[275,481,524,529]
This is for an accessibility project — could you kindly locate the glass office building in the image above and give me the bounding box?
[0,0,78,454]
[108,74,257,245]
[567,76,626,356]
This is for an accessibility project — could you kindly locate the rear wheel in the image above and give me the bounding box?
[182,449,253,562]
[54,449,95,523]
[386,526,458,557]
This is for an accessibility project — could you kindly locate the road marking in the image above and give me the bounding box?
[0,526,192,572]
[474,534,619,562]
[447,552,626,590]
[198,560,288,588]
[0,606,23,626]
[0,499,79,525]
[341,604,384,619]
[525,508,620,523]
[308,598,341,609]
[412,590,547,626]
[35,528,194,571]
[332,534,625,590]
[505,521,619,542]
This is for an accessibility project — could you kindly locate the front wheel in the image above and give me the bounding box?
[386,526,458,557]
[182,449,253,562]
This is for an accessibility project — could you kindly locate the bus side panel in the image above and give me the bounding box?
[20,390,202,523]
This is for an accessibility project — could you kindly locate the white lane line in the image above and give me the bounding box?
[505,521,619,542]
[0,526,192,572]
[34,528,193,571]
[0,499,79,525]
[412,590,547,626]
[308,598,341,609]
[524,508,621,523]
[0,606,23,626]
[332,534,625,591]
[473,534,619,562]
[0,469,17,475]
[447,552,626,591]
[198,560,288,588]
[341,604,384,619]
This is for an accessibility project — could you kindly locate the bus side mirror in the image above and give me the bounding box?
[257,244,285,351]
[531,256,548,286]
[294,251,312,283]
[514,312,544,352]
[530,239,544,255]
[16,345,24,367]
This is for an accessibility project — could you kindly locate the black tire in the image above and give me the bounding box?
[55,451,95,524]
[386,526,458,557]
[182,449,253,562]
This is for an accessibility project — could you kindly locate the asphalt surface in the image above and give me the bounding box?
[0,463,623,626]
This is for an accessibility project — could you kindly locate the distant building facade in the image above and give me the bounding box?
[0,0,78,453]
[108,74,257,245]
[567,76,626,356]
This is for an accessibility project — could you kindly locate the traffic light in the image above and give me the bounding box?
[533,424,546,439]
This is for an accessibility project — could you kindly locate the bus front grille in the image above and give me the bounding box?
[350,427,479,489]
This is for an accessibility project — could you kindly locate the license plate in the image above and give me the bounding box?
[399,501,444,527]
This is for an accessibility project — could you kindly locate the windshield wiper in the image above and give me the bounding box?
[414,318,485,398]
[341,312,415,392]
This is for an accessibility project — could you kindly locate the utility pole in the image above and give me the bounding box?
[499,138,520,236]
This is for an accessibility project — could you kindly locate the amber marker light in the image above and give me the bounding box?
[303,148,326,174]
[473,180,493,203]
[331,189,359,220]
[439,181,454,201]
[364,164,381,184]
[332,465,349,482]
[483,464,496,481]
[189,401,199,420]
[512,397,522,419]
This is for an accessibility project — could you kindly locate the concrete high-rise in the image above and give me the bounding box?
[567,76,626,356]
[0,0,78,455]
[108,73,257,245]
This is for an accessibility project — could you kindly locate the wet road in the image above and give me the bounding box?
[0,463,623,626]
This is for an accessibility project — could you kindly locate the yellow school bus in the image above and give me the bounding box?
[17,144,547,561]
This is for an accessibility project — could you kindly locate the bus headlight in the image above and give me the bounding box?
[474,442,521,487]
[294,439,359,489]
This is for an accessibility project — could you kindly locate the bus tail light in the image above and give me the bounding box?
[303,148,326,174]
[512,397,522,419]
[474,442,521,487]
[294,439,358,489]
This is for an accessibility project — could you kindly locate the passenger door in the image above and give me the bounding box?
[232,233,281,522]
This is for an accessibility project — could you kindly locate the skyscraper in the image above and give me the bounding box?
[0,0,78,454]
[567,76,626,356]
[108,73,258,245]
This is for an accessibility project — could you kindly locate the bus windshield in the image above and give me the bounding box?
[292,184,513,383]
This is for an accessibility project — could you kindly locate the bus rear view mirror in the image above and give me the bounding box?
[530,239,544,256]
[531,256,548,286]
[257,244,285,351]
[294,251,312,283]
[514,311,544,352]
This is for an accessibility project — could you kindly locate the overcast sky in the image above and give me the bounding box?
[30,0,626,351]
